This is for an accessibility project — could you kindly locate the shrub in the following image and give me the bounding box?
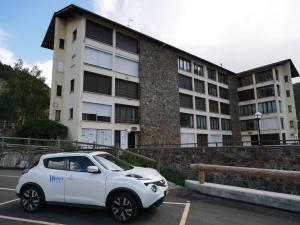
[16,119,68,139]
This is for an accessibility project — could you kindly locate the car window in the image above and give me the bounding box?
[68,156,95,172]
[44,157,66,170]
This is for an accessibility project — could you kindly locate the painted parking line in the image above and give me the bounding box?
[0,187,16,191]
[0,215,65,225]
[0,198,19,206]
[0,175,20,178]
[164,201,191,225]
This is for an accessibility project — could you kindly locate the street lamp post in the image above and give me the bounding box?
[254,112,262,146]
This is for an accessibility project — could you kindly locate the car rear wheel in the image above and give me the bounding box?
[20,186,44,212]
[110,192,139,222]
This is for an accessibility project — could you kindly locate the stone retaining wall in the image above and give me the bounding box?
[130,146,300,195]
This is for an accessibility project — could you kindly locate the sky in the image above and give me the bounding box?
[1,0,300,86]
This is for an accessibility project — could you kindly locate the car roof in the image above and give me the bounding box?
[41,151,109,159]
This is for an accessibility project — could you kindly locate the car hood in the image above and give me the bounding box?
[125,166,160,180]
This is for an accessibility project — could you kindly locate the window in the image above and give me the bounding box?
[116,32,138,54]
[83,71,112,95]
[55,110,61,122]
[288,105,292,112]
[280,118,284,129]
[239,75,253,87]
[210,117,219,130]
[177,58,190,72]
[84,47,113,70]
[68,156,95,172]
[56,85,62,96]
[69,108,73,120]
[197,134,208,147]
[178,74,192,90]
[207,68,217,81]
[290,121,294,128]
[256,85,275,98]
[284,75,289,83]
[219,87,229,99]
[239,104,256,116]
[222,135,232,146]
[115,104,138,124]
[179,94,193,109]
[209,100,219,113]
[72,29,77,42]
[86,20,113,45]
[220,103,230,115]
[221,119,231,130]
[115,79,138,99]
[208,83,218,97]
[279,100,282,113]
[275,69,279,81]
[44,157,65,170]
[255,70,273,83]
[277,85,280,97]
[59,39,64,49]
[286,90,290,97]
[82,102,112,122]
[196,115,207,129]
[58,62,64,72]
[258,101,277,114]
[238,89,255,101]
[115,56,138,77]
[194,79,205,93]
[193,64,203,76]
[241,119,258,131]
[195,97,206,111]
[70,79,74,92]
[180,113,194,128]
[218,72,228,84]
[71,54,76,67]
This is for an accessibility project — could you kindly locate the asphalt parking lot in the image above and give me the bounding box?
[0,169,300,225]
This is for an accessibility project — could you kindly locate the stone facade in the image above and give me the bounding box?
[130,146,300,195]
[139,38,180,145]
[228,75,242,145]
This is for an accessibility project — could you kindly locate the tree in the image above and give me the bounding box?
[0,59,50,123]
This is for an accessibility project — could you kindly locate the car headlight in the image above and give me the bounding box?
[150,184,157,193]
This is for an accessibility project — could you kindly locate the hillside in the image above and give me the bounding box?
[0,60,50,122]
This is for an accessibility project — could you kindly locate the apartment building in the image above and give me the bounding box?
[42,4,299,148]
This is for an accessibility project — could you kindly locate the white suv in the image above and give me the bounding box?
[16,151,168,222]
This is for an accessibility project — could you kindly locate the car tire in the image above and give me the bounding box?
[20,186,44,212]
[110,192,139,222]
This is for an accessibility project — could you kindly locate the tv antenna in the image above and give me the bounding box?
[127,17,134,27]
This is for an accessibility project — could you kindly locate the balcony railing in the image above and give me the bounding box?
[115,118,139,124]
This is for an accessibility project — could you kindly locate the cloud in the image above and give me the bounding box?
[92,0,300,83]
[0,27,53,86]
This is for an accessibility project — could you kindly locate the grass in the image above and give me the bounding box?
[120,152,186,186]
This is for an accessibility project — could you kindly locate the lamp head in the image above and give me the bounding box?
[254,112,262,119]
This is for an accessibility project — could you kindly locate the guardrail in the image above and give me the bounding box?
[190,163,300,184]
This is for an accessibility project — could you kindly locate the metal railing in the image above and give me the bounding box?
[190,163,300,184]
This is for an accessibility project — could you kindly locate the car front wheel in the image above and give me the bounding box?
[20,186,44,212]
[110,192,139,222]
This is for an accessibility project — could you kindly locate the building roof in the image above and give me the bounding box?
[41,4,299,78]
[41,4,236,75]
[238,59,300,78]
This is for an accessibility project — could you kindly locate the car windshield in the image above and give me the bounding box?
[93,154,133,171]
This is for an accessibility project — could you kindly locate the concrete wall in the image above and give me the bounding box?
[130,145,300,195]
[139,39,180,145]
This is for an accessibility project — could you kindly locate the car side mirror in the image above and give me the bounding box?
[87,166,100,174]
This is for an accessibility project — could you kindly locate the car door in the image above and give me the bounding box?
[64,156,106,206]
[42,157,66,202]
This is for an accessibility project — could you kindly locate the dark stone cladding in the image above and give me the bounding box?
[139,38,180,145]
[228,75,242,144]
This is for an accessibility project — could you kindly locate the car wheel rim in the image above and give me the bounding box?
[112,197,133,221]
[22,189,39,211]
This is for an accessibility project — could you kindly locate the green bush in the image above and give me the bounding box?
[16,119,68,139]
